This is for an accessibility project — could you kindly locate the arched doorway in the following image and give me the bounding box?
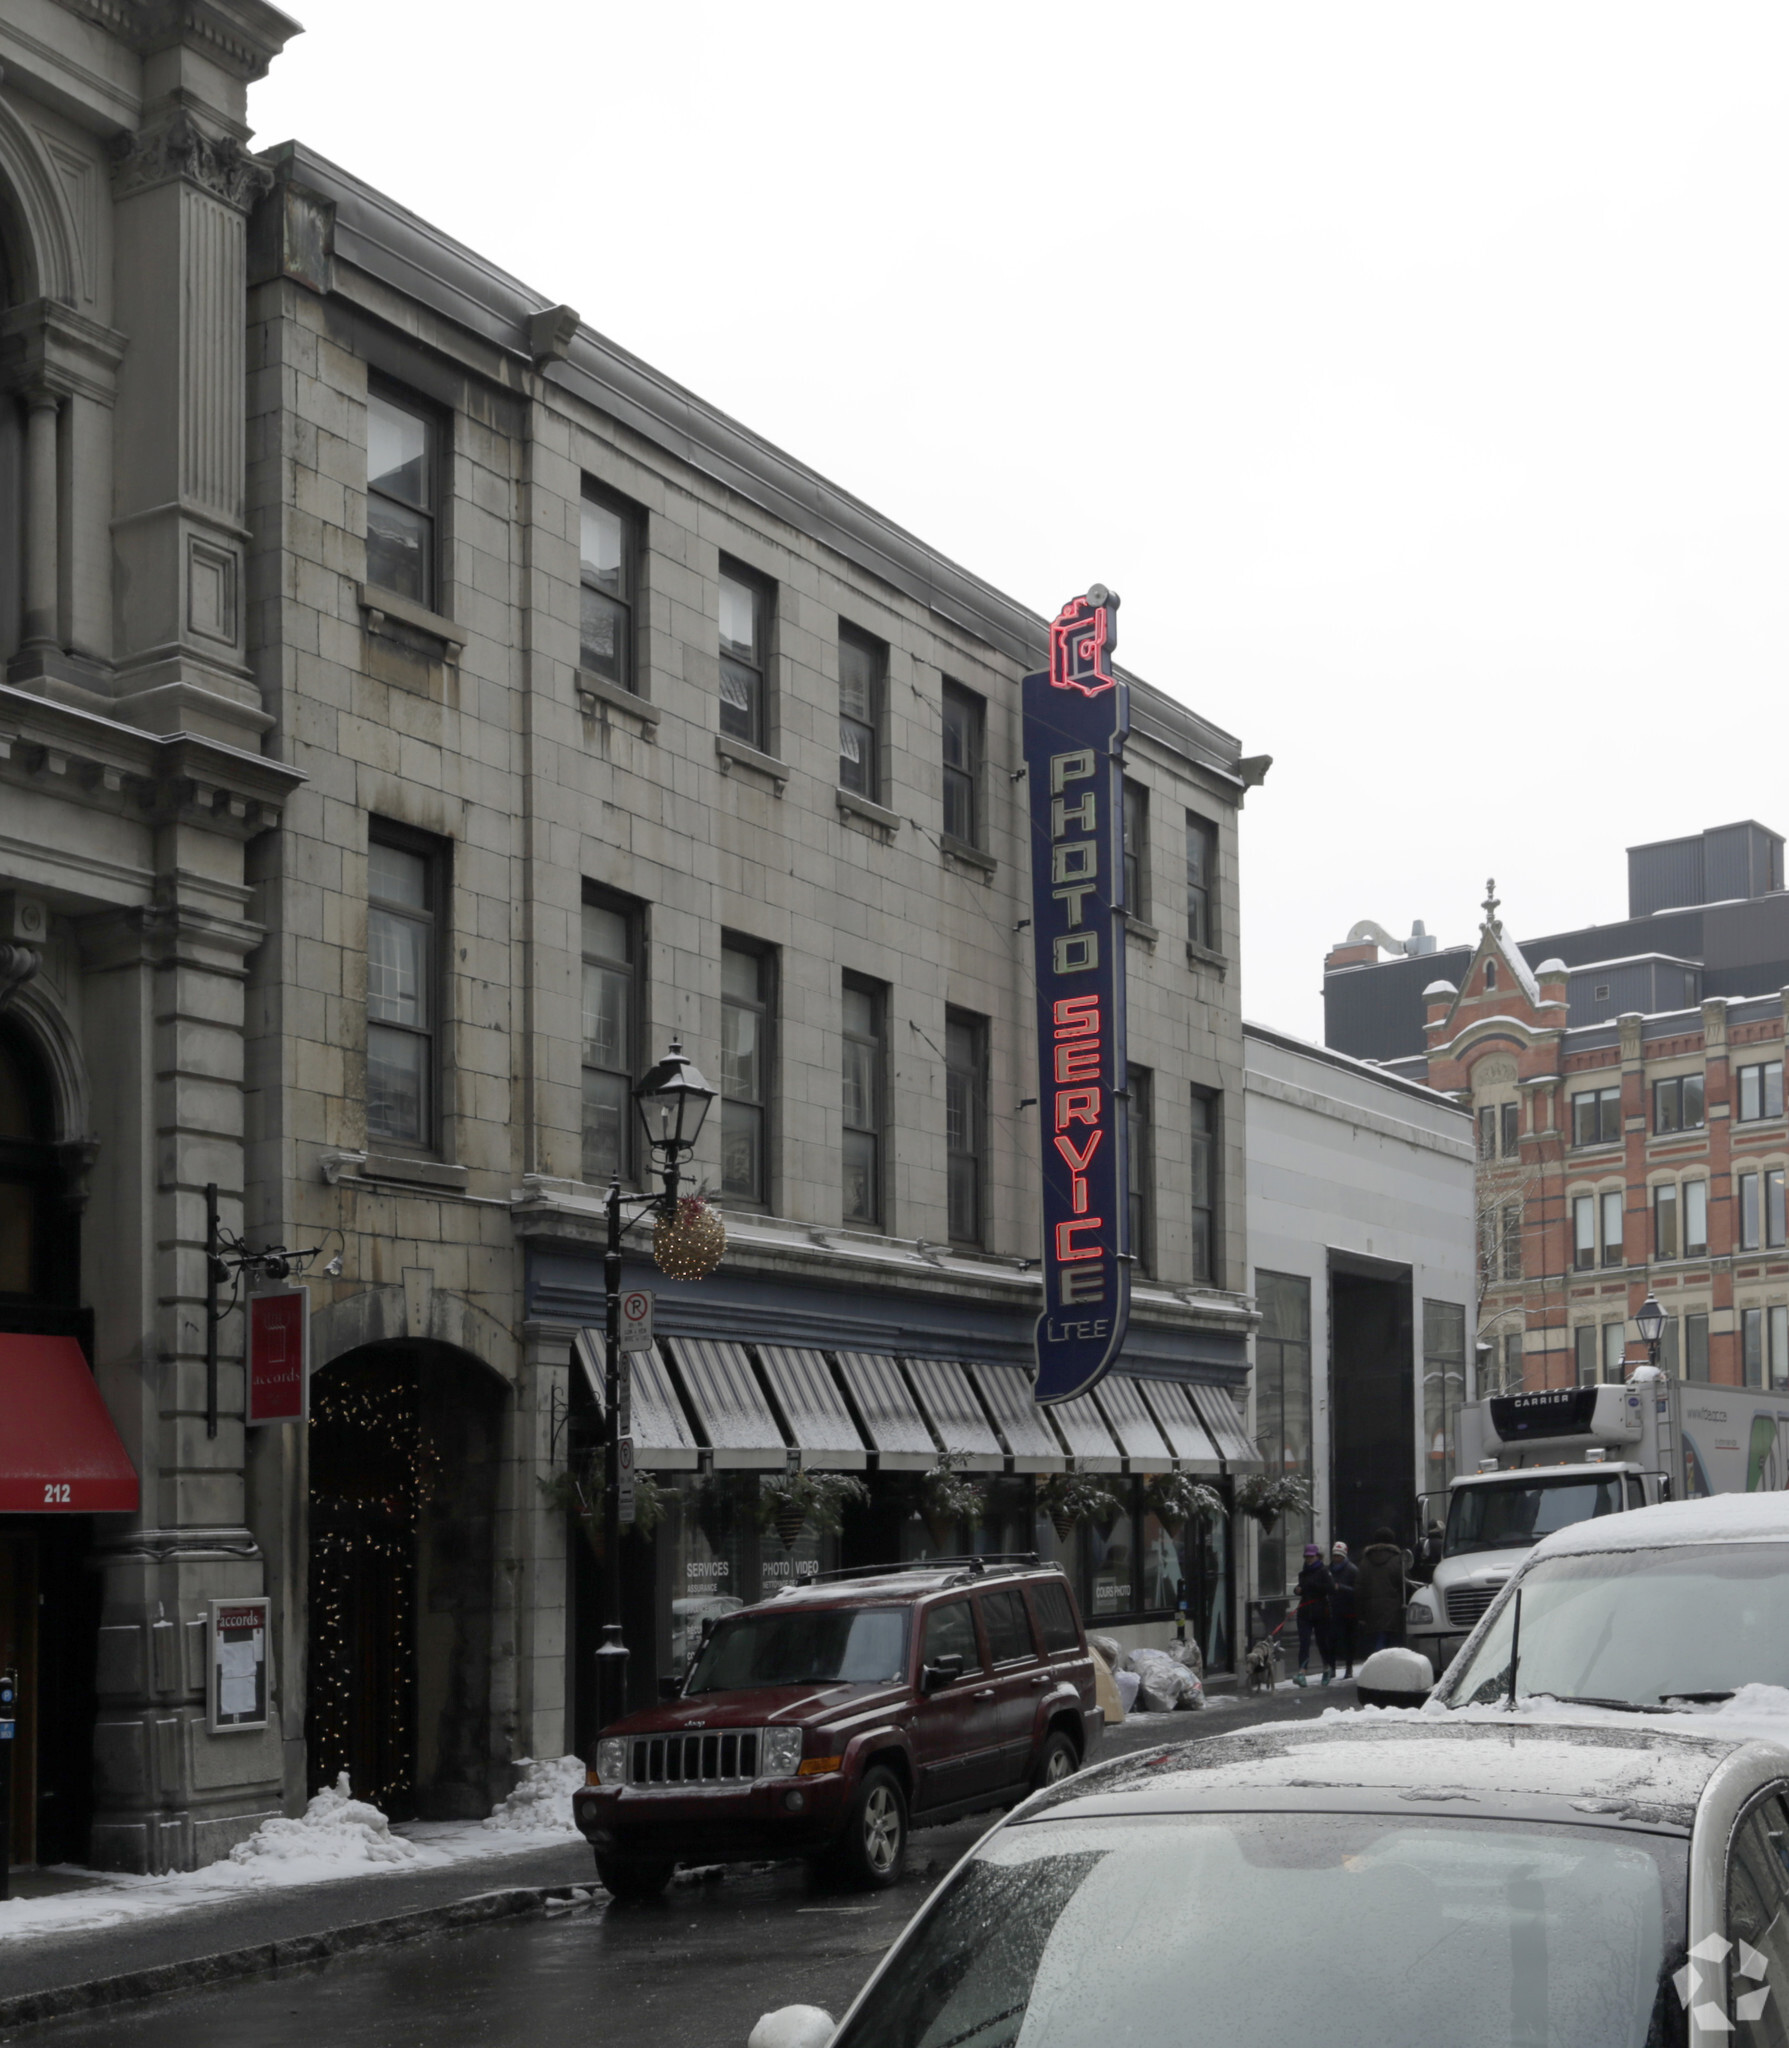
[0,1020,97,1869]
[306,1340,506,1821]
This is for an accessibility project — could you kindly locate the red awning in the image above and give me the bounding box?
[0,1333,139,1513]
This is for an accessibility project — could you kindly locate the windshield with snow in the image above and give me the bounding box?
[685,1606,910,1693]
[1447,1541,1789,1708]
[1446,1474,1622,1556]
[832,1812,1686,2048]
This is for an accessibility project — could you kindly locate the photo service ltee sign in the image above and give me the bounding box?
[1024,588,1131,1404]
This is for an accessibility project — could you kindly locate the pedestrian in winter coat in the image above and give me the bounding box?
[1293,1543,1334,1686]
[1355,1527,1408,1654]
[1328,1541,1359,1677]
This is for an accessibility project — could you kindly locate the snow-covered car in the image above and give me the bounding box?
[754,1717,1789,2047]
[1432,1490,1789,1715]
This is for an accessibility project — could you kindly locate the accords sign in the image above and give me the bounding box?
[1023,588,1131,1405]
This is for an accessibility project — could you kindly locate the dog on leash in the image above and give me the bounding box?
[1243,1633,1282,1695]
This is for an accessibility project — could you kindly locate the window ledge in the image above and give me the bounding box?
[716,734,788,791]
[577,671,659,729]
[939,832,996,875]
[1124,915,1160,949]
[836,787,901,834]
[1185,939,1229,976]
[358,583,466,655]
[361,1152,470,1193]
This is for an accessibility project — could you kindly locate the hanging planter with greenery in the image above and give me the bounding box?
[1143,1471,1227,1536]
[1232,1472,1312,1532]
[1037,1470,1120,1543]
[756,1469,869,1550]
[537,1446,669,1556]
[920,1452,985,1544]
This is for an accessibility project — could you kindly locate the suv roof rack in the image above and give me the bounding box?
[790,1554,1060,1593]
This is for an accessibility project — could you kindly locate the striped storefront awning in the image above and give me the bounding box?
[900,1357,1003,1471]
[755,1346,868,1470]
[574,1333,700,1470]
[1042,1393,1123,1473]
[664,1337,789,1469]
[1092,1376,1174,1469]
[1134,1378,1223,1472]
[968,1363,1066,1473]
[832,1351,937,1470]
[1189,1385,1265,1472]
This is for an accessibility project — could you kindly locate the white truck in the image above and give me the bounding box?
[1404,1371,1789,1675]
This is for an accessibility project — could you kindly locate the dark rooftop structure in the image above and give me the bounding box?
[1325,822,1789,1064]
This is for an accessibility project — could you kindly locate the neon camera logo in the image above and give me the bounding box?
[1673,1931,1771,2031]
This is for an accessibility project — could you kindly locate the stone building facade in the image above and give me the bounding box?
[0,5,1266,1871]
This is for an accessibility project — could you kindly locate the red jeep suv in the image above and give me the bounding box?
[572,1559,1101,1898]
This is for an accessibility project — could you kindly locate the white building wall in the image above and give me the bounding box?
[1243,1024,1475,1588]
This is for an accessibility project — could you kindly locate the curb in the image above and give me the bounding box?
[0,1883,597,2031]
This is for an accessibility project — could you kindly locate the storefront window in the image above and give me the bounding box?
[658,1474,754,1681]
[1086,1497,1135,1618]
[1138,1489,1180,1612]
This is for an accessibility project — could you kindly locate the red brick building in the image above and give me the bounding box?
[1373,888,1788,1396]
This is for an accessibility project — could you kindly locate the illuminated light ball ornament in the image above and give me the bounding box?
[653,1193,726,1281]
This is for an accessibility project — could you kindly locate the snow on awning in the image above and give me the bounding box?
[1043,1393,1123,1473]
[1134,1379,1222,1472]
[967,1363,1066,1474]
[1092,1376,1174,1469]
[0,1333,138,1513]
[900,1357,1003,1471]
[755,1346,868,1470]
[573,1333,699,1469]
[831,1351,936,1470]
[1188,1385,1265,1472]
[663,1338,789,1470]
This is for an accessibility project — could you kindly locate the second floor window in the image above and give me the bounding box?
[580,487,638,690]
[1185,814,1217,951]
[581,896,637,1184]
[1122,781,1150,921]
[1478,1108,1496,1161]
[366,830,440,1148]
[719,564,769,749]
[1189,1089,1218,1284]
[1684,1311,1710,1383]
[941,682,984,847]
[838,624,885,800]
[1741,1170,1762,1251]
[1771,1167,1787,1249]
[1501,1201,1523,1280]
[1571,1086,1621,1148]
[842,977,884,1226]
[720,942,771,1208]
[944,1008,987,1245]
[1685,1178,1709,1257]
[1655,1182,1678,1260]
[1501,1102,1519,1156]
[1572,1195,1596,1271]
[1738,1060,1785,1123]
[1127,1066,1154,1276]
[1600,1189,1623,1267]
[366,385,438,608]
[1654,1073,1705,1133]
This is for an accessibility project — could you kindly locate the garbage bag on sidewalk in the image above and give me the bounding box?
[1129,1645,1204,1710]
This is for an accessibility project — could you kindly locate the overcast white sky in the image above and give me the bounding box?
[249,4,1789,1041]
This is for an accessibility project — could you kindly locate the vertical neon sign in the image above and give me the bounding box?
[1024,586,1130,1404]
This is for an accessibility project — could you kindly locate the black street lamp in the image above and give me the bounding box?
[595,1040,717,1736]
[1634,1292,1667,1373]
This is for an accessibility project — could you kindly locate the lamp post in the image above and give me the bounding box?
[1634,1291,1666,1375]
[596,1039,717,1737]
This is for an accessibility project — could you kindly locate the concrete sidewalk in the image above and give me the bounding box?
[0,1836,597,2028]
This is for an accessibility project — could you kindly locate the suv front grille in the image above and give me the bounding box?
[628,1731,762,1786]
[1446,1586,1498,1629]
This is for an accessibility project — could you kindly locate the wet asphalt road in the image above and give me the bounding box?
[15,1686,1345,2048]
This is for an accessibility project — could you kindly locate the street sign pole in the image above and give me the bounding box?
[597,1176,630,1736]
[0,1667,15,1902]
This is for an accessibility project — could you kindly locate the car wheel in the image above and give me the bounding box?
[594,1852,676,1902]
[834,1766,908,1890]
[1032,1730,1079,1792]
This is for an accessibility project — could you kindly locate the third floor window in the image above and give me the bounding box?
[719,563,770,749]
[1738,1060,1784,1123]
[1189,1088,1218,1284]
[720,941,772,1209]
[580,485,639,691]
[581,894,638,1185]
[941,682,984,848]
[366,827,442,1149]
[1185,813,1217,951]
[842,977,885,1227]
[366,385,439,609]
[1654,1073,1705,1133]
[1127,1066,1154,1277]
[838,624,886,801]
[1571,1085,1621,1148]
[944,1008,987,1245]
[1122,781,1150,922]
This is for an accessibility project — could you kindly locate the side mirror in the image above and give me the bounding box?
[748,2007,835,2048]
[1355,1646,1435,1710]
[920,1654,965,1695]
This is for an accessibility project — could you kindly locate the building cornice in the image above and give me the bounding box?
[57,0,300,83]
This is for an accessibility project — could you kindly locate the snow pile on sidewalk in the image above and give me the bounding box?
[228,1774,424,1873]
[483,1755,584,1835]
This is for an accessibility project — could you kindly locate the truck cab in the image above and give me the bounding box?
[1406,1381,1668,1675]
